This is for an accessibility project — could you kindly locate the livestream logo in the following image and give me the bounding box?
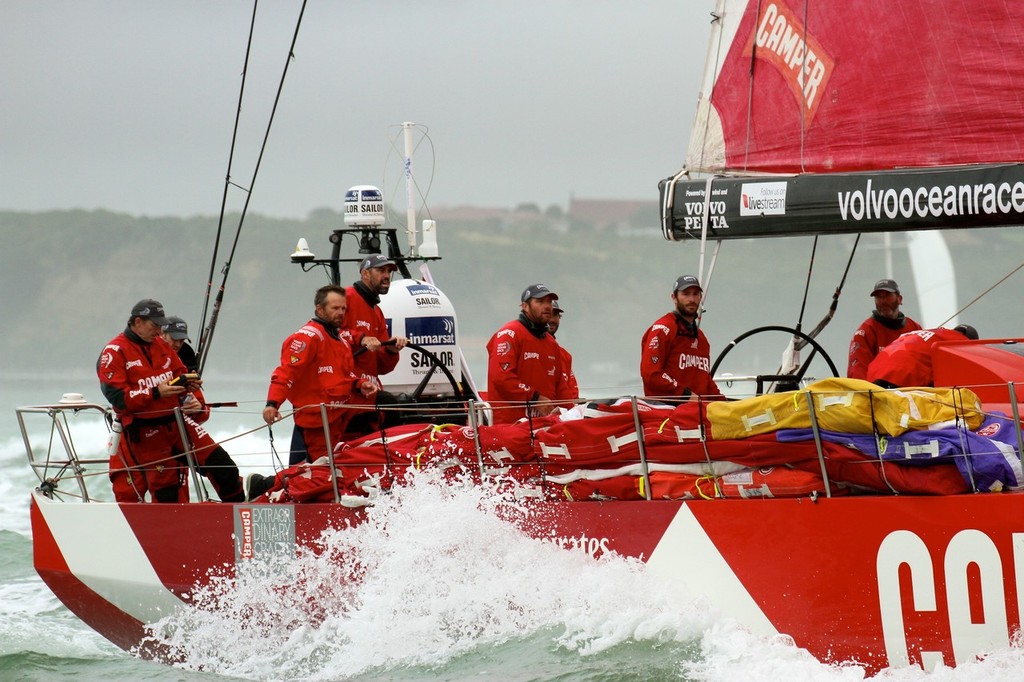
[740,181,788,216]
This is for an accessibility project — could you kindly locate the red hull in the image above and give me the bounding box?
[31,490,1024,672]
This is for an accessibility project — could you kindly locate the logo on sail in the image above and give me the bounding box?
[740,181,788,216]
[747,2,835,122]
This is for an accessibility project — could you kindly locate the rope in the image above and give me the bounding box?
[936,259,1024,328]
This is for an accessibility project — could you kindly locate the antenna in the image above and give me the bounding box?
[403,121,417,257]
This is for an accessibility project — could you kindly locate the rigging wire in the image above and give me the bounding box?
[774,234,861,385]
[695,8,725,174]
[802,233,860,343]
[938,259,1024,328]
[196,0,309,374]
[197,0,259,364]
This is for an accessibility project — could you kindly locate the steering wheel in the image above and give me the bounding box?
[710,325,839,396]
[387,342,473,425]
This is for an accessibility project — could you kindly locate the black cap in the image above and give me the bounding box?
[953,324,979,340]
[870,279,900,296]
[360,254,397,272]
[551,300,565,314]
[162,316,190,341]
[521,283,558,302]
[130,299,170,326]
[673,275,703,293]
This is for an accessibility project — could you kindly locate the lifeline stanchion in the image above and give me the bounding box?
[467,399,486,479]
[1008,383,1024,462]
[173,406,208,502]
[630,396,652,501]
[319,403,341,503]
[803,389,832,498]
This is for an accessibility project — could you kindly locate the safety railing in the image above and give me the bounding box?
[20,381,1024,504]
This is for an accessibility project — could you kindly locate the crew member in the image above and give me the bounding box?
[486,283,572,424]
[263,285,378,464]
[847,278,922,380]
[98,298,244,503]
[640,275,722,401]
[340,254,409,437]
[866,324,979,388]
[162,315,198,372]
[548,300,579,399]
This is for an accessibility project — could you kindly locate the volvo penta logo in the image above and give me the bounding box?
[405,316,456,345]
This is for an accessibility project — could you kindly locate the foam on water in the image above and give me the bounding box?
[146,470,712,679]
[8,408,1024,680]
[140,470,1024,681]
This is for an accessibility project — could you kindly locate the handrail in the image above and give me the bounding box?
[18,399,111,502]
[19,381,1024,505]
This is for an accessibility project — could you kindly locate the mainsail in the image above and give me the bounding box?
[662,0,1024,241]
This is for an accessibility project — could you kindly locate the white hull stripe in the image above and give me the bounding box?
[646,504,778,636]
[34,492,183,623]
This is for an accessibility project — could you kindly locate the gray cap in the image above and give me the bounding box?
[953,324,979,340]
[673,275,703,293]
[130,299,170,326]
[551,300,564,314]
[870,279,900,296]
[360,254,397,272]
[162,316,190,341]
[521,283,558,302]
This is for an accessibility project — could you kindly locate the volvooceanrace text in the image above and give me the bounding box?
[838,178,1024,222]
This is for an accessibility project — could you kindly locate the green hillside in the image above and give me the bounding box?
[2,209,1021,397]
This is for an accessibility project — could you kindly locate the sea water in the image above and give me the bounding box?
[4,379,1024,681]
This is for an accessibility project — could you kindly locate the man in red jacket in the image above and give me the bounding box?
[98,298,244,503]
[847,278,922,379]
[866,324,979,388]
[548,299,579,399]
[340,254,409,437]
[640,275,722,401]
[486,283,572,424]
[263,285,378,464]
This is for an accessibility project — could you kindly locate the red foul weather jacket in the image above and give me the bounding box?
[266,318,362,429]
[866,327,963,388]
[555,341,580,400]
[486,315,571,424]
[847,312,922,379]
[640,312,721,399]
[98,328,199,426]
[341,283,400,390]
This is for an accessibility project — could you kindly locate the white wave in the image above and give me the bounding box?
[147,471,712,679]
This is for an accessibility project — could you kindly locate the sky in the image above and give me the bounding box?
[1,1,711,219]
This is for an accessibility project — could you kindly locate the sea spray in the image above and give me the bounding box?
[145,469,713,679]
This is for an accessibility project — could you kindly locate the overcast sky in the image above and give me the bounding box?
[2,1,710,219]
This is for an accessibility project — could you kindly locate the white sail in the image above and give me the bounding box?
[906,231,958,328]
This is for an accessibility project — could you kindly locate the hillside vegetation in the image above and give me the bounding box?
[2,209,1021,395]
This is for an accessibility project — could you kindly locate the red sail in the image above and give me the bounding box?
[688,0,1024,175]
